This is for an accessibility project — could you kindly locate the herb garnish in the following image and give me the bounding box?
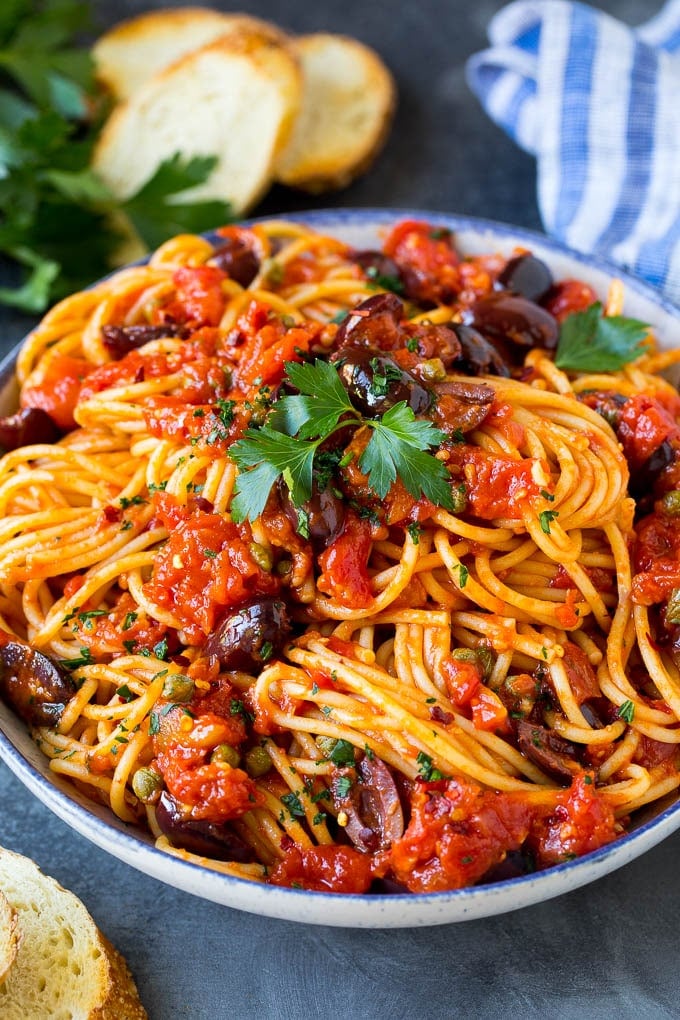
[229,359,454,522]
[554,302,649,372]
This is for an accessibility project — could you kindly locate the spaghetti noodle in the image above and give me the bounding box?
[1,217,680,894]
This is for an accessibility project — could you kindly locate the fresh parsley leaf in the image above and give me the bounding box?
[538,509,559,535]
[618,699,635,723]
[230,425,318,521]
[555,302,649,372]
[270,358,354,440]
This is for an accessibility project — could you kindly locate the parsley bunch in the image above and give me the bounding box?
[229,358,455,522]
[0,0,232,312]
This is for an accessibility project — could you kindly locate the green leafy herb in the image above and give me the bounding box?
[555,302,650,372]
[618,699,635,723]
[280,791,305,819]
[365,264,404,294]
[0,2,233,311]
[230,358,454,522]
[334,776,353,798]
[416,751,445,782]
[538,509,559,535]
[59,646,92,669]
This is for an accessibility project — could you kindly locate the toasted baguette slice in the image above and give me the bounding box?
[0,847,146,1020]
[0,891,18,985]
[93,6,289,102]
[274,33,396,193]
[93,29,302,215]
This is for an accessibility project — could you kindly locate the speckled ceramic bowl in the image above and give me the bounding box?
[1,209,679,927]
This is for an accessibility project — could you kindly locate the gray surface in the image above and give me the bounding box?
[0,1,676,1017]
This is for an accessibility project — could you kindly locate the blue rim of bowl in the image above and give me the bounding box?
[1,206,680,923]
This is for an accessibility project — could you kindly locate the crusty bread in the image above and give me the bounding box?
[0,847,146,1019]
[93,6,289,102]
[0,890,18,985]
[92,28,302,215]
[274,33,396,193]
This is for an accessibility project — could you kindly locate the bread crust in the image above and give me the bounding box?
[0,847,147,1019]
[92,28,303,214]
[0,891,18,986]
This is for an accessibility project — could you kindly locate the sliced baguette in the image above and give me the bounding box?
[0,890,18,985]
[274,33,396,193]
[93,28,302,215]
[93,6,289,102]
[0,847,146,1019]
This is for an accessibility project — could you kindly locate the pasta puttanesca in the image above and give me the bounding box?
[2,217,680,894]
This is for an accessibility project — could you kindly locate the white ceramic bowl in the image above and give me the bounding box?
[1,208,680,928]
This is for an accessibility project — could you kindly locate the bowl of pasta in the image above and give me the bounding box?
[1,207,680,927]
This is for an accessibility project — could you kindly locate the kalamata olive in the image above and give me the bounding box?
[204,598,291,673]
[628,439,676,502]
[332,346,432,417]
[448,322,511,377]
[352,251,404,293]
[211,236,260,287]
[0,407,61,451]
[100,323,188,358]
[431,380,495,435]
[406,322,461,369]
[462,294,559,351]
[335,292,404,351]
[280,482,345,548]
[155,791,256,862]
[332,755,404,852]
[578,390,627,430]
[496,253,553,302]
[516,720,581,785]
[0,636,75,727]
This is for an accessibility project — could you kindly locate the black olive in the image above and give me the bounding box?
[155,791,256,862]
[100,323,189,359]
[352,251,404,293]
[515,720,581,785]
[448,323,511,377]
[211,236,260,287]
[332,346,432,417]
[462,294,559,351]
[628,440,676,501]
[496,253,553,302]
[0,638,75,727]
[204,598,291,673]
[0,407,61,451]
[335,292,404,351]
[280,482,345,549]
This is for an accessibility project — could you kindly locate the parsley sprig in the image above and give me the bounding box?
[0,1,232,311]
[229,358,455,522]
[554,302,650,372]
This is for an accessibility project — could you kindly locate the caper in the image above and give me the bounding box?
[661,490,680,515]
[249,542,273,572]
[211,744,241,768]
[315,736,339,758]
[666,588,680,625]
[418,358,447,383]
[161,674,195,702]
[132,766,163,804]
[451,646,496,680]
[244,744,272,777]
[450,483,467,514]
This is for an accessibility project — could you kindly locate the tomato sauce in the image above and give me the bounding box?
[317,511,374,608]
[21,354,95,430]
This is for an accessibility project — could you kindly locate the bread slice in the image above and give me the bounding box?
[274,33,396,193]
[0,847,146,1019]
[92,28,302,215]
[0,891,18,985]
[93,6,289,102]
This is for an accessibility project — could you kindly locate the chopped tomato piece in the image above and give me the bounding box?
[21,354,95,430]
[530,774,617,866]
[317,511,374,609]
[469,687,510,732]
[269,844,373,893]
[440,655,481,706]
[617,393,680,471]
[383,219,460,304]
[542,280,598,321]
[159,266,228,327]
[446,445,542,519]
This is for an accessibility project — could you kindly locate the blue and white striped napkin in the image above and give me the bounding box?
[466,0,680,305]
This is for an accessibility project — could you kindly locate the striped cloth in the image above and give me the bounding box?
[466,0,680,305]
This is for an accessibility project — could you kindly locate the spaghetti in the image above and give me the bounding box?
[1,217,680,894]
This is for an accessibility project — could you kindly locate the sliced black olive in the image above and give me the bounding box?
[211,236,260,287]
[155,791,256,862]
[448,323,511,377]
[280,482,345,549]
[335,292,404,351]
[496,253,553,302]
[462,294,559,352]
[628,439,676,501]
[101,323,188,359]
[204,598,291,673]
[332,346,432,417]
[0,637,75,727]
[0,407,61,451]
[516,720,581,785]
[430,380,495,435]
[331,756,404,852]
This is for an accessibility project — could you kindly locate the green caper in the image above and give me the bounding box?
[418,358,447,383]
[244,744,272,777]
[666,588,680,625]
[315,736,339,758]
[451,645,496,680]
[161,673,195,702]
[210,744,241,768]
[249,542,273,572]
[450,483,467,514]
[661,490,680,515]
[132,766,163,804]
